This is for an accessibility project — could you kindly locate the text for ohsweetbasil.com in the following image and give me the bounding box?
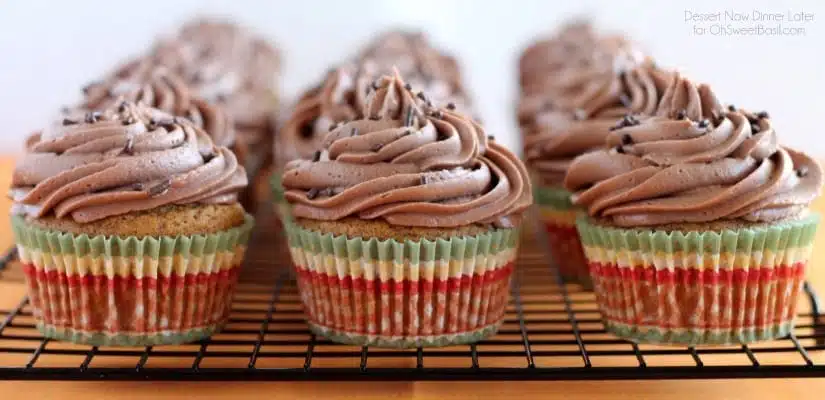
[685,9,814,36]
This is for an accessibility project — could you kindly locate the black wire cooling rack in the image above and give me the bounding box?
[1,207,825,381]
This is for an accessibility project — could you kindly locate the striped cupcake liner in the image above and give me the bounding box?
[11,214,254,346]
[577,214,820,346]
[535,185,590,286]
[285,222,518,348]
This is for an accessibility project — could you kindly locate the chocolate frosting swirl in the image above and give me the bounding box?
[519,21,646,97]
[11,102,247,223]
[281,73,532,228]
[278,54,471,166]
[154,18,280,129]
[564,73,823,227]
[277,63,369,163]
[523,64,671,185]
[77,70,235,148]
[358,30,466,98]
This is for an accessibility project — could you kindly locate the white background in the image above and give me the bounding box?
[0,0,823,155]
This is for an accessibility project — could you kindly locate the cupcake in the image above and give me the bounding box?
[9,101,254,346]
[83,18,281,209]
[521,46,669,285]
[280,73,532,348]
[565,73,823,345]
[276,32,471,220]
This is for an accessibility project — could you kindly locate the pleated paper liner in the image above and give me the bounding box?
[577,214,820,346]
[535,185,590,286]
[270,173,291,222]
[284,221,518,348]
[11,214,254,346]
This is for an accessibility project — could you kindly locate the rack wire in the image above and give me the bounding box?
[1,207,825,381]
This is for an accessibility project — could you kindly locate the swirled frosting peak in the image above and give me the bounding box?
[523,63,672,185]
[564,74,823,227]
[76,69,235,148]
[11,101,247,223]
[281,73,532,228]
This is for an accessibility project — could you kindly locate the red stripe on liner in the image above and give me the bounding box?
[22,263,240,287]
[294,262,514,293]
[589,262,805,284]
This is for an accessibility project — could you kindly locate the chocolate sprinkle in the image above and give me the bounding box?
[431,110,443,119]
[416,92,427,102]
[446,102,456,110]
[306,188,320,200]
[728,104,737,112]
[81,82,98,94]
[711,110,722,125]
[84,112,101,124]
[299,120,315,139]
[62,118,77,126]
[118,101,128,113]
[148,179,172,197]
[757,111,770,119]
[797,167,809,178]
[676,109,687,120]
[621,134,633,145]
[487,135,495,141]
[404,83,412,90]
[123,137,134,155]
[312,150,321,162]
[622,114,637,126]
[698,119,710,129]
[404,106,415,127]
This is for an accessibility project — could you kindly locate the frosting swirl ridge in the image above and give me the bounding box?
[281,74,531,228]
[564,74,823,227]
[78,70,235,148]
[12,102,247,223]
[523,64,671,185]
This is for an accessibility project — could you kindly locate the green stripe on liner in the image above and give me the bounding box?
[576,214,819,255]
[308,320,502,349]
[604,320,794,346]
[534,185,576,210]
[37,323,223,346]
[11,214,254,258]
[284,221,517,262]
[270,172,285,203]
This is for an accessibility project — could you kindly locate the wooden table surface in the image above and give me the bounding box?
[1,155,824,399]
